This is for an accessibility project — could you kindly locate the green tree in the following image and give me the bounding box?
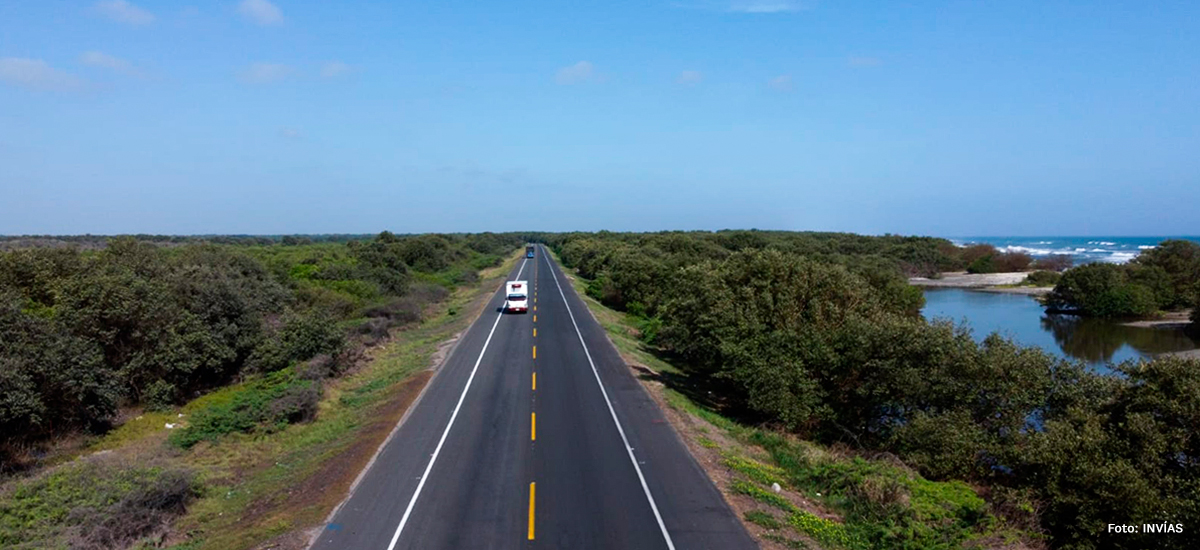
[1046,263,1158,317]
[1134,239,1200,308]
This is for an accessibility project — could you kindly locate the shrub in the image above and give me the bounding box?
[959,244,998,268]
[1033,254,1073,272]
[1134,239,1200,308]
[1025,270,1061,287]
[744,510,782,530]
[0,457,198,549]
[993,251,1033,272]
[267,383,321,425]
[1047,263,1159,317]
[170,369,321,448]
[966,255,996,274]
[144,380,179,412]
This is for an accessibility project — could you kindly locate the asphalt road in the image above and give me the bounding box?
[310,246,756,550]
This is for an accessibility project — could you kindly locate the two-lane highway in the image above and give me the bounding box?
[311,246,756,549]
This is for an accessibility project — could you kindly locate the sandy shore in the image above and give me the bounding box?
[1122,310,1193,329]
[909,272,1053,295]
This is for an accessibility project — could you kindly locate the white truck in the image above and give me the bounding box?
[504,280,529,313]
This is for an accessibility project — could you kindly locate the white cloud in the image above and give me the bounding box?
[320,61,353,78]
[768,74,793,91]
[238,0,283,26]
[94,0,155,25]
[79,51,141,76]
[677,70,703,85]
[555,61,595,85]
[848,56,882,68]
[0,58,85,91]
[239,63,292,84]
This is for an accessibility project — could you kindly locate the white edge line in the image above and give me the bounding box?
[307,325,454,549]
[306,259,518,549]
[540,245,677,550]
[380,257,527,550]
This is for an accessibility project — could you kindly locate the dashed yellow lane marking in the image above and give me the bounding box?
[533,328,537,337]
[528,483,536,540]
[532,346,537,359]
[533,315,537,323]
[532,372,537,390]
[531,413,537,441]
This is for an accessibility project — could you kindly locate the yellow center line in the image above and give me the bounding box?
[532,345,536,359]
[532,372,537,390]
[533,315,537,323]
[534,305,537,312]
[533,328,537,337]
[531,412,536,441]
[527,482,536,540]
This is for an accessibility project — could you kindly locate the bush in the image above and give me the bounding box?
[993,251,1033,272]
[966,255,996,274]
[1025,270,1061,287]
[0,457,198,549]
[170,369,321,448]
[959,244,997,268]
[1033,254,1073,272]
[968,251,1031,273]
[248,312,346,373]
[0,233,520,458]
[1047,263,1159,317]
[1134,239,1200,308]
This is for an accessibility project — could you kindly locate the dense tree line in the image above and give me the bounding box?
[1047,240,1200,318]
[546,231,1198,549]
[0,232,523,463]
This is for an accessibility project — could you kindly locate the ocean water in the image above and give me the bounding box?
[949,236,1200,265]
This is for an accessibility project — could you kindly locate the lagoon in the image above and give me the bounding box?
[921,288,1198,371]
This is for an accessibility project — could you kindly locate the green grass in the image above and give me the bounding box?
[724,454,786,487]
[0,457,197,549]
[731,479,794,512]
[764,532,813,549]
[745,509,783,530]
[169,369,317,449]
[788,511,865,550]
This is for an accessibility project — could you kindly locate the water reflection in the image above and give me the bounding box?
[921,289,1198,369]
[1039,314,1198,364]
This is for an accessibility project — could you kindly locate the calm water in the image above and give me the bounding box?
[921,289,1199,370]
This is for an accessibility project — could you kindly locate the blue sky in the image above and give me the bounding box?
[2,1,1198,236]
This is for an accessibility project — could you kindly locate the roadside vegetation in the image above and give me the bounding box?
[543,231,1198,550]
[1045,240,1200,318]
[0,232,524,549]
